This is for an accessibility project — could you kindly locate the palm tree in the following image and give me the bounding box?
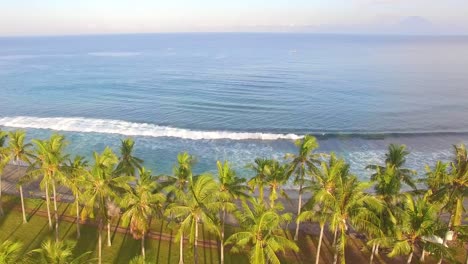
[0,240,22,263]
[215,160,249,264]
[7,130,33,223]
[264,160,290,208]
[165,174,220,264]
[121,167,165,259]
[63,155,88,239]
[366,144,416,189]
[432,144,468,231]
[81,147,133,264]
[297,201,331,264]
[387,194,440,264]
[28,240,92,264]
[285,135,322,241]
[247,158,272,204]
[0,130,9,216]
[225,199,299,264]
[163,152,195,200]
[28,134,68,241]
[115,138,143,176]
[314,155,382,264]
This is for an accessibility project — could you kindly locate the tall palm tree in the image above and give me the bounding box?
[63,155,88,239]
[247,158,272,204]
[297,201,331,264]
[115,138,143,176]
[163,152,195,200]
[433,144,468,231]
[314,155,382,264]
[121,167,165,259]
[0,240,22,263]
[7,130,33,223]
[28,134,68,241]
[215,160,249,264]
[28,240,92,264]
[285,135,322,240]
[0,130,9,216]
[165,174,220,264]
[225,199,299,264]
[387,194,440,264]
[264,160,290,208]
[81,147,133,264]
[366,144,417,189]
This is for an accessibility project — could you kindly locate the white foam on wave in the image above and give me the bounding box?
[0,116,302,141]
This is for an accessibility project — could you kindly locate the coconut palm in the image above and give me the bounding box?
[63,155,88,239]
[7,130,33,223]
[297,201,331,264]
[264,160,290,208]
[0,130,9,216]
[247,158,272,204]
[285,135,322,240]
[27,240,92,264]
[165,174,220,264]
[366,144,416,189]
[225,199,299,264]
[115,138,143,176]
[432,144,468,231]
[81,147,133,264]
[129,255,151,264]
[28,134,68,241]
[314,155,382,264]
[387,194,440,264]
[215,160,249,264]
[0,240,22,263]
[163,152,195,200]
[121,167,165,259]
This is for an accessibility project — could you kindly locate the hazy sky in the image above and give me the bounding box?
[1,0,467,36]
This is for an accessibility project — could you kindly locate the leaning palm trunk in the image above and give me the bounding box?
[407,251,414,264]
[98,221,102,264]
[420,248,426,262]
[75,194,80,239]
[19,185,27,223]
[332,228,339,264]
[179,231,184,264]
[52,181,59,242]
[369,243,376,264]
[316,223,324,264]
[194,217,199,264]
[44,180,52,229]
[294,182,303,241]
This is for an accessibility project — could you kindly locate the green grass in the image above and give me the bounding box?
[0,195,248,264]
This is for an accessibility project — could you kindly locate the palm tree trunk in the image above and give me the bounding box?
[333,227,338,246]
[259,185,264,204]
[19,185,27,223]
[221,208,226,264]
[194,217,199,264]
[294,182,303,241]
[45,180,52,229]
[98,220,102,264]
[420,248,426,262]
[141,231,146,259]
[369,243,376,264]
[75,194,80,239]
[316,224,324,264]
[332,228,339,264]
[52,181,59,242]
[179,231,184,264]
[107,222,112,246]
[407,251,414,264]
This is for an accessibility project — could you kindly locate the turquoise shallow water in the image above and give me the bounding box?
[0,33,468,179]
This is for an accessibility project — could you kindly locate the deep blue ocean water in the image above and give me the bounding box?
[0,33,468,180]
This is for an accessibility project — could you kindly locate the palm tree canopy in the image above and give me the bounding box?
[285,135,322,185]
[225,200,298,264]
[121,167,166,239]
[115,138,143,176]
[0,240,22,264]
[7,130,33,164]
[28,240,92,264]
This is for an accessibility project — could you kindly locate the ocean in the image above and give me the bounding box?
[0,33,468,180]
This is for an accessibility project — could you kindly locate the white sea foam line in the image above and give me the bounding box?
[0,116,302,141]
